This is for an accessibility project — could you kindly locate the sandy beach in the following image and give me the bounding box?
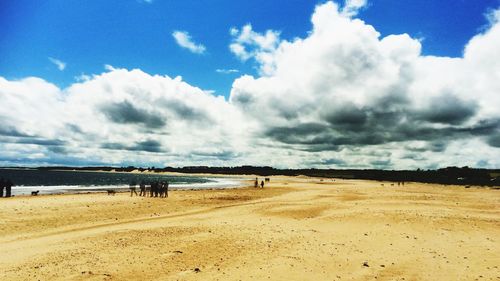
[0,176,498,280]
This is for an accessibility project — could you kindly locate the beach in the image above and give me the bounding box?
[0,176,498,280]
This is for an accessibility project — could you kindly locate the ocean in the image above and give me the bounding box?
[0,168,244,196]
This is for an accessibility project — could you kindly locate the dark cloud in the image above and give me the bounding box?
[0,126,31,137]
[102,140,164,153]
[15,138,66,146]
[486,134,500,147]
[46,145,68,154]
[131,140,164,153]
[324,104,367,128]
[230,90,254,107]
[101,142,128,150]
[265,123,329,145]
[101,101,166,128]
[0,135,66,147]
[263,102,495,152]
[414,94,477,125]
[165,100,212,123]
[65,124,84,134]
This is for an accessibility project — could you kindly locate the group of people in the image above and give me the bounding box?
[254,178,265,188]
[129,180,169,198]
[0,178,14,198]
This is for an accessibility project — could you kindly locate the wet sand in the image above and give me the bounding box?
[0,177,498,280]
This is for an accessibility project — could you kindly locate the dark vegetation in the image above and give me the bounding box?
[27,165,500,187]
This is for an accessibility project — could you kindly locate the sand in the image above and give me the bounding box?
[0,177,498,280]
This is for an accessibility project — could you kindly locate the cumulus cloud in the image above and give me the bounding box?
[172,31,206,54]
[1,1,499,168]
[229,1,500,168]
[229,24,281,75]
[341,0,368,17]
[48,57,66,71]
[0,68,249,167]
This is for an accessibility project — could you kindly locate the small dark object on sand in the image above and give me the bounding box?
[107,190,116,195]
[31,190,40,196]
[194,268,201,273]
[363,262,369,267]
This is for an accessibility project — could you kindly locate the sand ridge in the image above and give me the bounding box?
[0,177,498,280]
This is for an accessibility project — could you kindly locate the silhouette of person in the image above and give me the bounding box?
[159,181,165,198]
[149,181,155,197]
[129,180,138,197]
[260,180,264,188]
[139,180,146,197]
[165,181,169,198]
[254,178,258,188]
[0,177,5,198]
[5,179,13,197]
[154,181,159,198]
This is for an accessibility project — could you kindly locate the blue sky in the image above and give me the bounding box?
[1,0,498,97]
[0,0,499,168]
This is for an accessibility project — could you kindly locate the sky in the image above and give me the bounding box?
[0,0,499,169]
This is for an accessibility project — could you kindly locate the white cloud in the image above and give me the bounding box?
[1,1,499,169]
[48,57,66,71]
[0,68,250,166]
[228,1,500,168]
[75,73,91,82]
[216,69,239,74]
[341,0,368,17]
[229,24,281,75]
[172,31,206,54]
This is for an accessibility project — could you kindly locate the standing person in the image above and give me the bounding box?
[0,177,5,198]
[139,180,146,197]
[5,179,13,197]
[254,178,258,188]
[149,181,155,197]
[154,181,159,198]
[165,181,169,198]
[159,182,165,198]
[129,180,138,197]
[260,180,264,188]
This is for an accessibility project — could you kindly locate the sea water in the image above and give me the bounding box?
[0,168,245,196]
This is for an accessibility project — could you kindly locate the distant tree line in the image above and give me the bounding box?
[31,165,500,187]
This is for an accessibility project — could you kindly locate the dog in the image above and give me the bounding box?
[106,189,116,196]
[31,190,40,196]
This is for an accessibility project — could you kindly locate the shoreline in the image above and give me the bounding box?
[5,176,252,197]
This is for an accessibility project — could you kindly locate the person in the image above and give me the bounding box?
[129,180,138,197]
[165,181,169,198]
[149,181,155,197]
[254,178,258,188]
[5,179,13,197]
[0,177,5,197]
[159,181,165,198]
[154,181,159,198]
[139,180,146,197]
[260,180,264,188]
